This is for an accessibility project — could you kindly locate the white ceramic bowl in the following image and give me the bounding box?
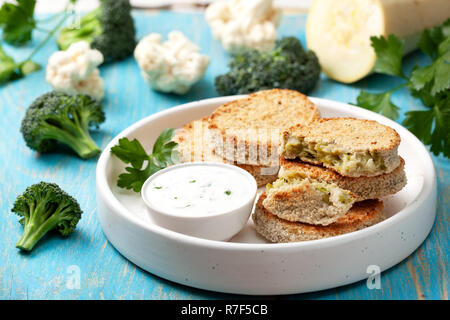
[141,162,257,241]
[96,96,437,295]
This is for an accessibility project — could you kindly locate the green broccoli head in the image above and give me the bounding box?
[215,36,321,96]
[57,0,136,61]
[20,91,105,159]
[12,182,82,251]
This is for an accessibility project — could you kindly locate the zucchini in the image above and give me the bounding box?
[306,0,450,83]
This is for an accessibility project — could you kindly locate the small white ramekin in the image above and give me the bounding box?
[141,162,257,241]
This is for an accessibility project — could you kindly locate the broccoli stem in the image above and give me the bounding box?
[16,217,55,251]
[40,110,102,159]
[16,204,62,251]
[57,8,102,50]
[16,197,77,251]
[41,123,101,159]
[69,131,101,159]
[59,127,101,159]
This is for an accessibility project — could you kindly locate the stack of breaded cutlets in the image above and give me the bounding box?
[253,117,407,242]
[173,89,407,242]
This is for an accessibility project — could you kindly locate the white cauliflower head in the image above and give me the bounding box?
[46,41,104,100]
[205,0,281,52]
[134,31,210,95]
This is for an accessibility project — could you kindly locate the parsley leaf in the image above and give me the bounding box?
[409,84,437,108]
[0,0,36,45]
[0,2,72,85]
[110,128,179,192]
[403,99,450,157]
[410,44,450,95]
[370,35,405,78]
[410,64,435,91]
[355,19,450,158]
[432,50,450,95]
[152,128,179,166]
[418,19,450,58]
[356,90,400,120]
[117,160,163,193]
[110,137,149,169]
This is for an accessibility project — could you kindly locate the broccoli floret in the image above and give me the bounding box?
[215,37,321,95]
[20,91,105,159]
[57,0,136,61]
[12,182,82,251]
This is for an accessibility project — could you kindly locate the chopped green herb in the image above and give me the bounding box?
[225,190,232,195]
[154,186,162,189]
[189,180,196,183]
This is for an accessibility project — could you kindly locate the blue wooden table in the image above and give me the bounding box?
[0,11,448,300]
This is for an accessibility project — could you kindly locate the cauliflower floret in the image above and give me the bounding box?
[134,31,210,95]
[205,0,281,52]
[46,41,104,100]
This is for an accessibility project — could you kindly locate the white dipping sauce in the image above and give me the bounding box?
[144,165,254,216]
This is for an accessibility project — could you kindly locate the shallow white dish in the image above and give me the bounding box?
[96,96,437,295]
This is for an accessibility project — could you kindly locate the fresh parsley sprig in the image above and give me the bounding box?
[0,0,75,84]
[110,128,179,192]
[354,19,450,158]
[0,0,37,45]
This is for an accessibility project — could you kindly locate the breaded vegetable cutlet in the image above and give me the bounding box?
[282,118,401,177]
[208,89,320,165]
[173,118,278,187]
[263,176,355,226]
[253,193,385,243]
[278,157,407,201]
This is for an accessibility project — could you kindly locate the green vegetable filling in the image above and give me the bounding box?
[284,137,386,175]
[268,175,352,206]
